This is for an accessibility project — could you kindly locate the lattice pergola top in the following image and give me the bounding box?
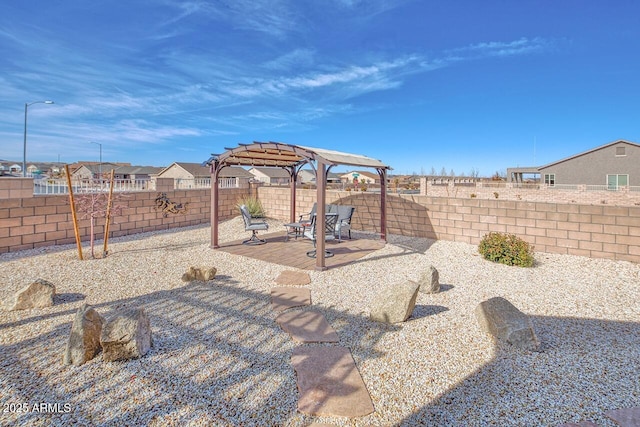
[204,141,390,170]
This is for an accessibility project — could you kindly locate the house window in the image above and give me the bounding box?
[544,173,555,186]
[616,146,626,156]
[607,174,628,190]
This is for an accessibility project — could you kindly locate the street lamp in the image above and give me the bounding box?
[89,141,102,179]
[23,100,54,177]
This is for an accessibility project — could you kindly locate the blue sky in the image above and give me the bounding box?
[1,1,639,176]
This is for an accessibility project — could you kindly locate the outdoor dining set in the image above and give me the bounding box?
[239,203,356,258]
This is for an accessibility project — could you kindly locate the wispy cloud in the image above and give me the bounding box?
[448,37,552,58]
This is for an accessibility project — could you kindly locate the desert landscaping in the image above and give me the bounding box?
[1,217,639,426]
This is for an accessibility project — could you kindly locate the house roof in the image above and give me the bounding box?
[205,141,390,170]
[163,162,253,178]
[249,167,291,178]
[540,139,640,169]
[115,165,164,175]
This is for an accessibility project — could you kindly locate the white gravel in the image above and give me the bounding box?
[0,217,639,426]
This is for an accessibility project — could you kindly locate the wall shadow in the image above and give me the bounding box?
[398,315,640,426]
[331,194,437,240]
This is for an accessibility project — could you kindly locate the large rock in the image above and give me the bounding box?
[100,308,152,362]
[11,279,56,310]
[181,266,217,282]
[370,281,420,323]
[64,304,105,366]
[418,265,440,294]
[475,297,540,351]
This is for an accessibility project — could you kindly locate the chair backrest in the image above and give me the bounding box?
[336,205,354,224]
[307,213,338,241]
[239,205,252,229]
[324,213,338,238]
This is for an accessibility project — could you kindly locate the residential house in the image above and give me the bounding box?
[508,140,640,188]
[247,167,291,185]
[340,170,379,185]
[158,162,253,188]
[113,165,164,181]
[297,169,343,184]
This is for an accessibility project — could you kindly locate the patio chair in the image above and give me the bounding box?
[334,205,355,242]
[239,204,269,245]
[303,212,338,258]
[298,203,317,224]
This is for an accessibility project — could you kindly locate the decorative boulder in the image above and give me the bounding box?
[370,281,420,323]
[11,279,56,310]
[418,265,440,294]
[181,266,217,282]
[100,308,152,362]
[64,304,105,366]
[475,297,540,351]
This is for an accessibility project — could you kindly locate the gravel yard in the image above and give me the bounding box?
[1,217,639,426]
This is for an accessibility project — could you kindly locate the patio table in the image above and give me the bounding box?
[284,222,308,241]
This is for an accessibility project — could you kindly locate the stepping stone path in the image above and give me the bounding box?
[276,310,339,343]
[292,346,375,417]
[275,270,311,286]
[270,270,374,419]
[271,287,311,312]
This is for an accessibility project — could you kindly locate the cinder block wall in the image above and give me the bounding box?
[0,187,249,254]
[258,187,640,263]
[420,178,640,206]
[3,182,639,263]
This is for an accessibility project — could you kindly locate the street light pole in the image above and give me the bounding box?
[89,141,102,179]
[23,100,54,177]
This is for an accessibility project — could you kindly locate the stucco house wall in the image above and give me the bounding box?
[157,163,195,180]
[539,140,640,186]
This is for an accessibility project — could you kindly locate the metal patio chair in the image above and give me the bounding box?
[239,204,269,245]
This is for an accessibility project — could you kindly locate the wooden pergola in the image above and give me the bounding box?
[204,142,391,271]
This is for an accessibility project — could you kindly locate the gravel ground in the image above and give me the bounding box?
[0,217,639,427]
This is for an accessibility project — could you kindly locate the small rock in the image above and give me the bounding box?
[475,296,540,351]
[418,265,440,294]
[182,267,217,282]
[370,281,420,323]
[101,307,152,362]
[11,279,56,310]
[64,304,105,366]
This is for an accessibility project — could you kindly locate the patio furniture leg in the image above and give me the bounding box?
[306,249,334,258]
[243,230,266,245]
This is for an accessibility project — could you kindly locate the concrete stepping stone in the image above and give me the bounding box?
[276,310,338,343]
[606,407,640,427]
[271,287,311,312]
[275,270,311,286]
[291,346,374,417]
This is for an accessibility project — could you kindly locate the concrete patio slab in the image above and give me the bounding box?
[291,346,374,417]
[271,287,311,312]
[606,407,640,427]
[276,310,339,343]
[275,270,311,286]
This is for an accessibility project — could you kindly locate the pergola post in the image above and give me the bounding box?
[210,163,220,248]
[288,167,297,223]
[378,167,387,242]
[315,160,327,271]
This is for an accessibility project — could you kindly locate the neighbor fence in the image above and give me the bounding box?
[1,179,639,263]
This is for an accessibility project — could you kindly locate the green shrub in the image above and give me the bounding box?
[478,232,535,267]
[237,196,265,218]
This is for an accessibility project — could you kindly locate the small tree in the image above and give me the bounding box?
[75,186,126,258]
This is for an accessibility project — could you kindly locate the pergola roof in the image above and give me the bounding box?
[204,141,390,170]
[205,141,390,271]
